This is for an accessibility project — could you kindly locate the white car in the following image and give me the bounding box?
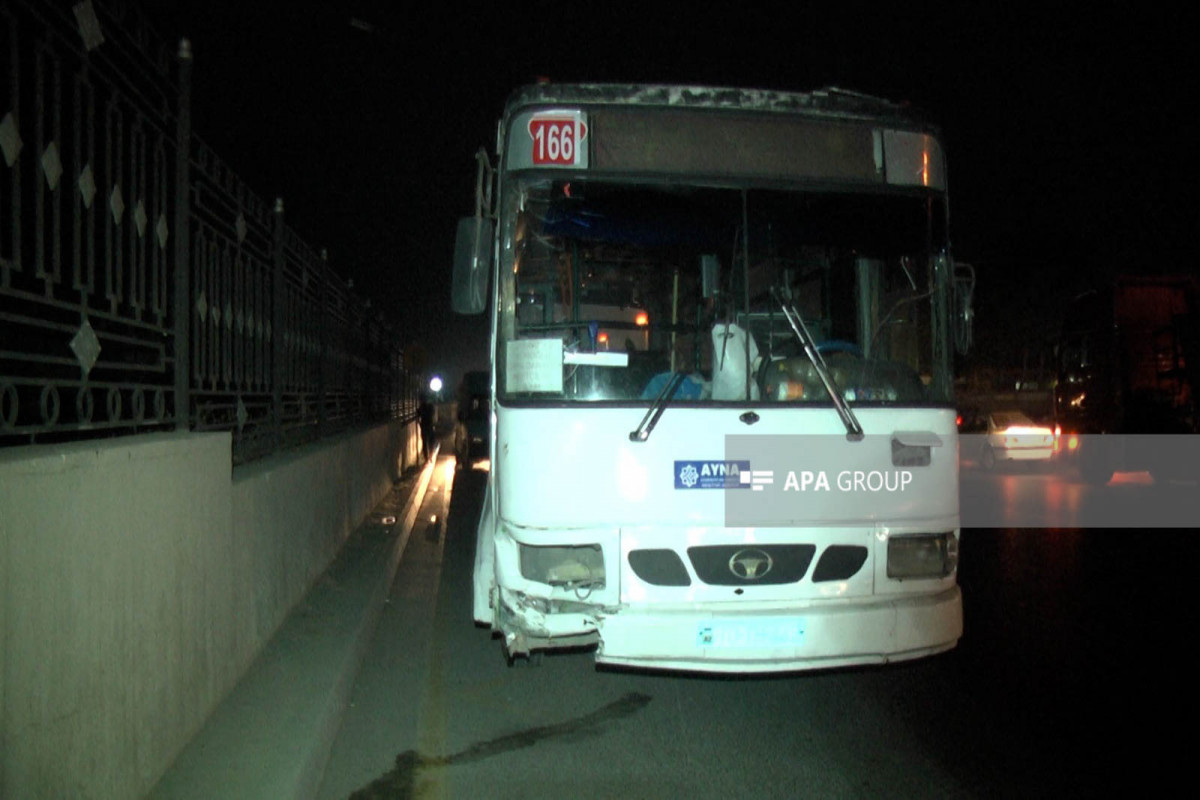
[980,411,1055,469]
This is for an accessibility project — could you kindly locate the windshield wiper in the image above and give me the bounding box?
[770,287,864,441]
[629,371,687,442]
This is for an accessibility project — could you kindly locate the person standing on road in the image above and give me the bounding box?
[418,395,435,462]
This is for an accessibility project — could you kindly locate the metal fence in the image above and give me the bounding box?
[1,0,418,463]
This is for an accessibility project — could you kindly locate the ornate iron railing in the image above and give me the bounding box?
[1,0,417,463]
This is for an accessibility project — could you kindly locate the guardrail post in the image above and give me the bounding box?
[173,38,193,430]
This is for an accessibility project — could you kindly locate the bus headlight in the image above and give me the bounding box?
[887,533,958,579]
[519,544,605,588]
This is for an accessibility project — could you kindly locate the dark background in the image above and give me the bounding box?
[144,2,1197,387]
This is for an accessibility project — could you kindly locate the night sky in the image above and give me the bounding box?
[145,2,1197,386]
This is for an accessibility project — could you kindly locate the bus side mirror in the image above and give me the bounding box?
[953,262,975,355]
[452,216,492,315]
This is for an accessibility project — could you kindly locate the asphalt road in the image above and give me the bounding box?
[317,456,1193,799]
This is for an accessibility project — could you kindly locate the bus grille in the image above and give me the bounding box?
[686,545,816,586]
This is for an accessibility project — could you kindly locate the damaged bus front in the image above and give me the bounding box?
[453,84,974,673]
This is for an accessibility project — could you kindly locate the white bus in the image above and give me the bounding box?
[453,84,975,673]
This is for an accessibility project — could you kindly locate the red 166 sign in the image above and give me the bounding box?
[527,111,588,167]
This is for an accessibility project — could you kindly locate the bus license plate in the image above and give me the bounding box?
[696,619,806,649]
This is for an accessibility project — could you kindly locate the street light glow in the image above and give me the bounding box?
[429,376,443,393]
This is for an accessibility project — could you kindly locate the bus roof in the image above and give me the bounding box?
[504,83,937,132]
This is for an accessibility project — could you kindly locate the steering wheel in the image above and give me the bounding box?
[756,340,866,397]
[757,339,864,398]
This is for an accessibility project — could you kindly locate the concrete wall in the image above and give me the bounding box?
[0,421,418,799]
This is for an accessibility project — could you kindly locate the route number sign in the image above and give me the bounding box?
[527,111,588,167]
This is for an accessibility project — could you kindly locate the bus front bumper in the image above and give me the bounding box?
[592,586,962,674]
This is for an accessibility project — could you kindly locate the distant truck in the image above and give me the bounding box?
[454,370,491,468]
[1054,275,1197,483]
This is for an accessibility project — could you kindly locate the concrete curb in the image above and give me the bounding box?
[298,446,439,799]
[149,447,440,800]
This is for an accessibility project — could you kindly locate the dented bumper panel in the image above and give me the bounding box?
[496,588,603,654]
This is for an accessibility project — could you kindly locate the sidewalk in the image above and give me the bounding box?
[148,448,439,800]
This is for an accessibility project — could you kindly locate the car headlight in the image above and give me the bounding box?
[887,533,958,579]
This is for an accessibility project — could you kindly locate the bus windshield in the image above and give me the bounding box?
[498,178,952,406]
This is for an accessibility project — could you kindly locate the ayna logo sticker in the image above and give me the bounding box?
[674,460,750,489]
